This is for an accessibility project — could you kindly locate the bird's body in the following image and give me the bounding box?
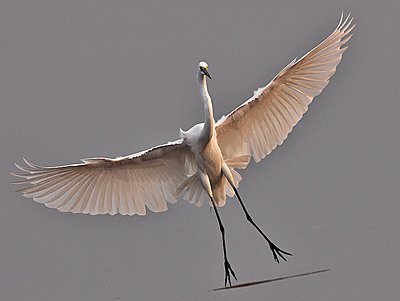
[197,134,226,205]
[12,14,354,286]
[180,119,230,207]
[180,63,233,207]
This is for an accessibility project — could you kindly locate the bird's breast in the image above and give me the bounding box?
[197,138,224,184]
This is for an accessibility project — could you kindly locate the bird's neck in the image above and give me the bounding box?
[197,71,215,144]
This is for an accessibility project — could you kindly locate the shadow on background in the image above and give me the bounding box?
[210,269,330,291]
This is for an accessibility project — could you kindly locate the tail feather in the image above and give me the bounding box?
[224,155,250,198]
[176,174,208,207]
[177,155,250,208]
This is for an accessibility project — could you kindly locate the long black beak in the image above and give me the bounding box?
[203,69,212,80]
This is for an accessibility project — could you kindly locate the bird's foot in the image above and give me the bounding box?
[268,241,292,263]
[224,260,237,287]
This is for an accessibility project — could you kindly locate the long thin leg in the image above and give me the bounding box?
[232,186,292,263]
[210,196,237,287]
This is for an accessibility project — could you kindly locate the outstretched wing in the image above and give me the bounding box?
[216,14,354,162]
[12,140,196,215]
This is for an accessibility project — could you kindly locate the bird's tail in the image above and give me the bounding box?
[175,174,208,207]
[176,155,251,208]
[224,155,251,197]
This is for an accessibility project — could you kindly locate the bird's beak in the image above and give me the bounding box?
[203,69,212,80]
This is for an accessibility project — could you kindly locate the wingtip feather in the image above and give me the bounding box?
[337,12,344,29]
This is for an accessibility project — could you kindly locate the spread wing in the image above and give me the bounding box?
[12,140,196,215]
[216,13,355,162]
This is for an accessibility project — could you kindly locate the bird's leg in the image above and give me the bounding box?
[209,196,237,287]
[232,185,292,263]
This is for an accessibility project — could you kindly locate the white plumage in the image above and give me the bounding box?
[12,14,354,217]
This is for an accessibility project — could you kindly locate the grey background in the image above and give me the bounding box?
[1,0,399,300]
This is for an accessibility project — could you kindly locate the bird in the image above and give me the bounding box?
[12,13,354,287]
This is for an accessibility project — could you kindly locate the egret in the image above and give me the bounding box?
[12,14,354,286]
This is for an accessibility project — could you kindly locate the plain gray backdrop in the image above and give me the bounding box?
[1,0,399,300]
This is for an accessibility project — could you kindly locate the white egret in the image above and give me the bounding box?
[12,14,354,286]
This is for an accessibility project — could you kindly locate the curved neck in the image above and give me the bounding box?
[197,70,214,143]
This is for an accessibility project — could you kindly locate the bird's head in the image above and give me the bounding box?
[198,61,212,79]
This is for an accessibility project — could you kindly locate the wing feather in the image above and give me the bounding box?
[13,139,196,215]
[216,14,354,162]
